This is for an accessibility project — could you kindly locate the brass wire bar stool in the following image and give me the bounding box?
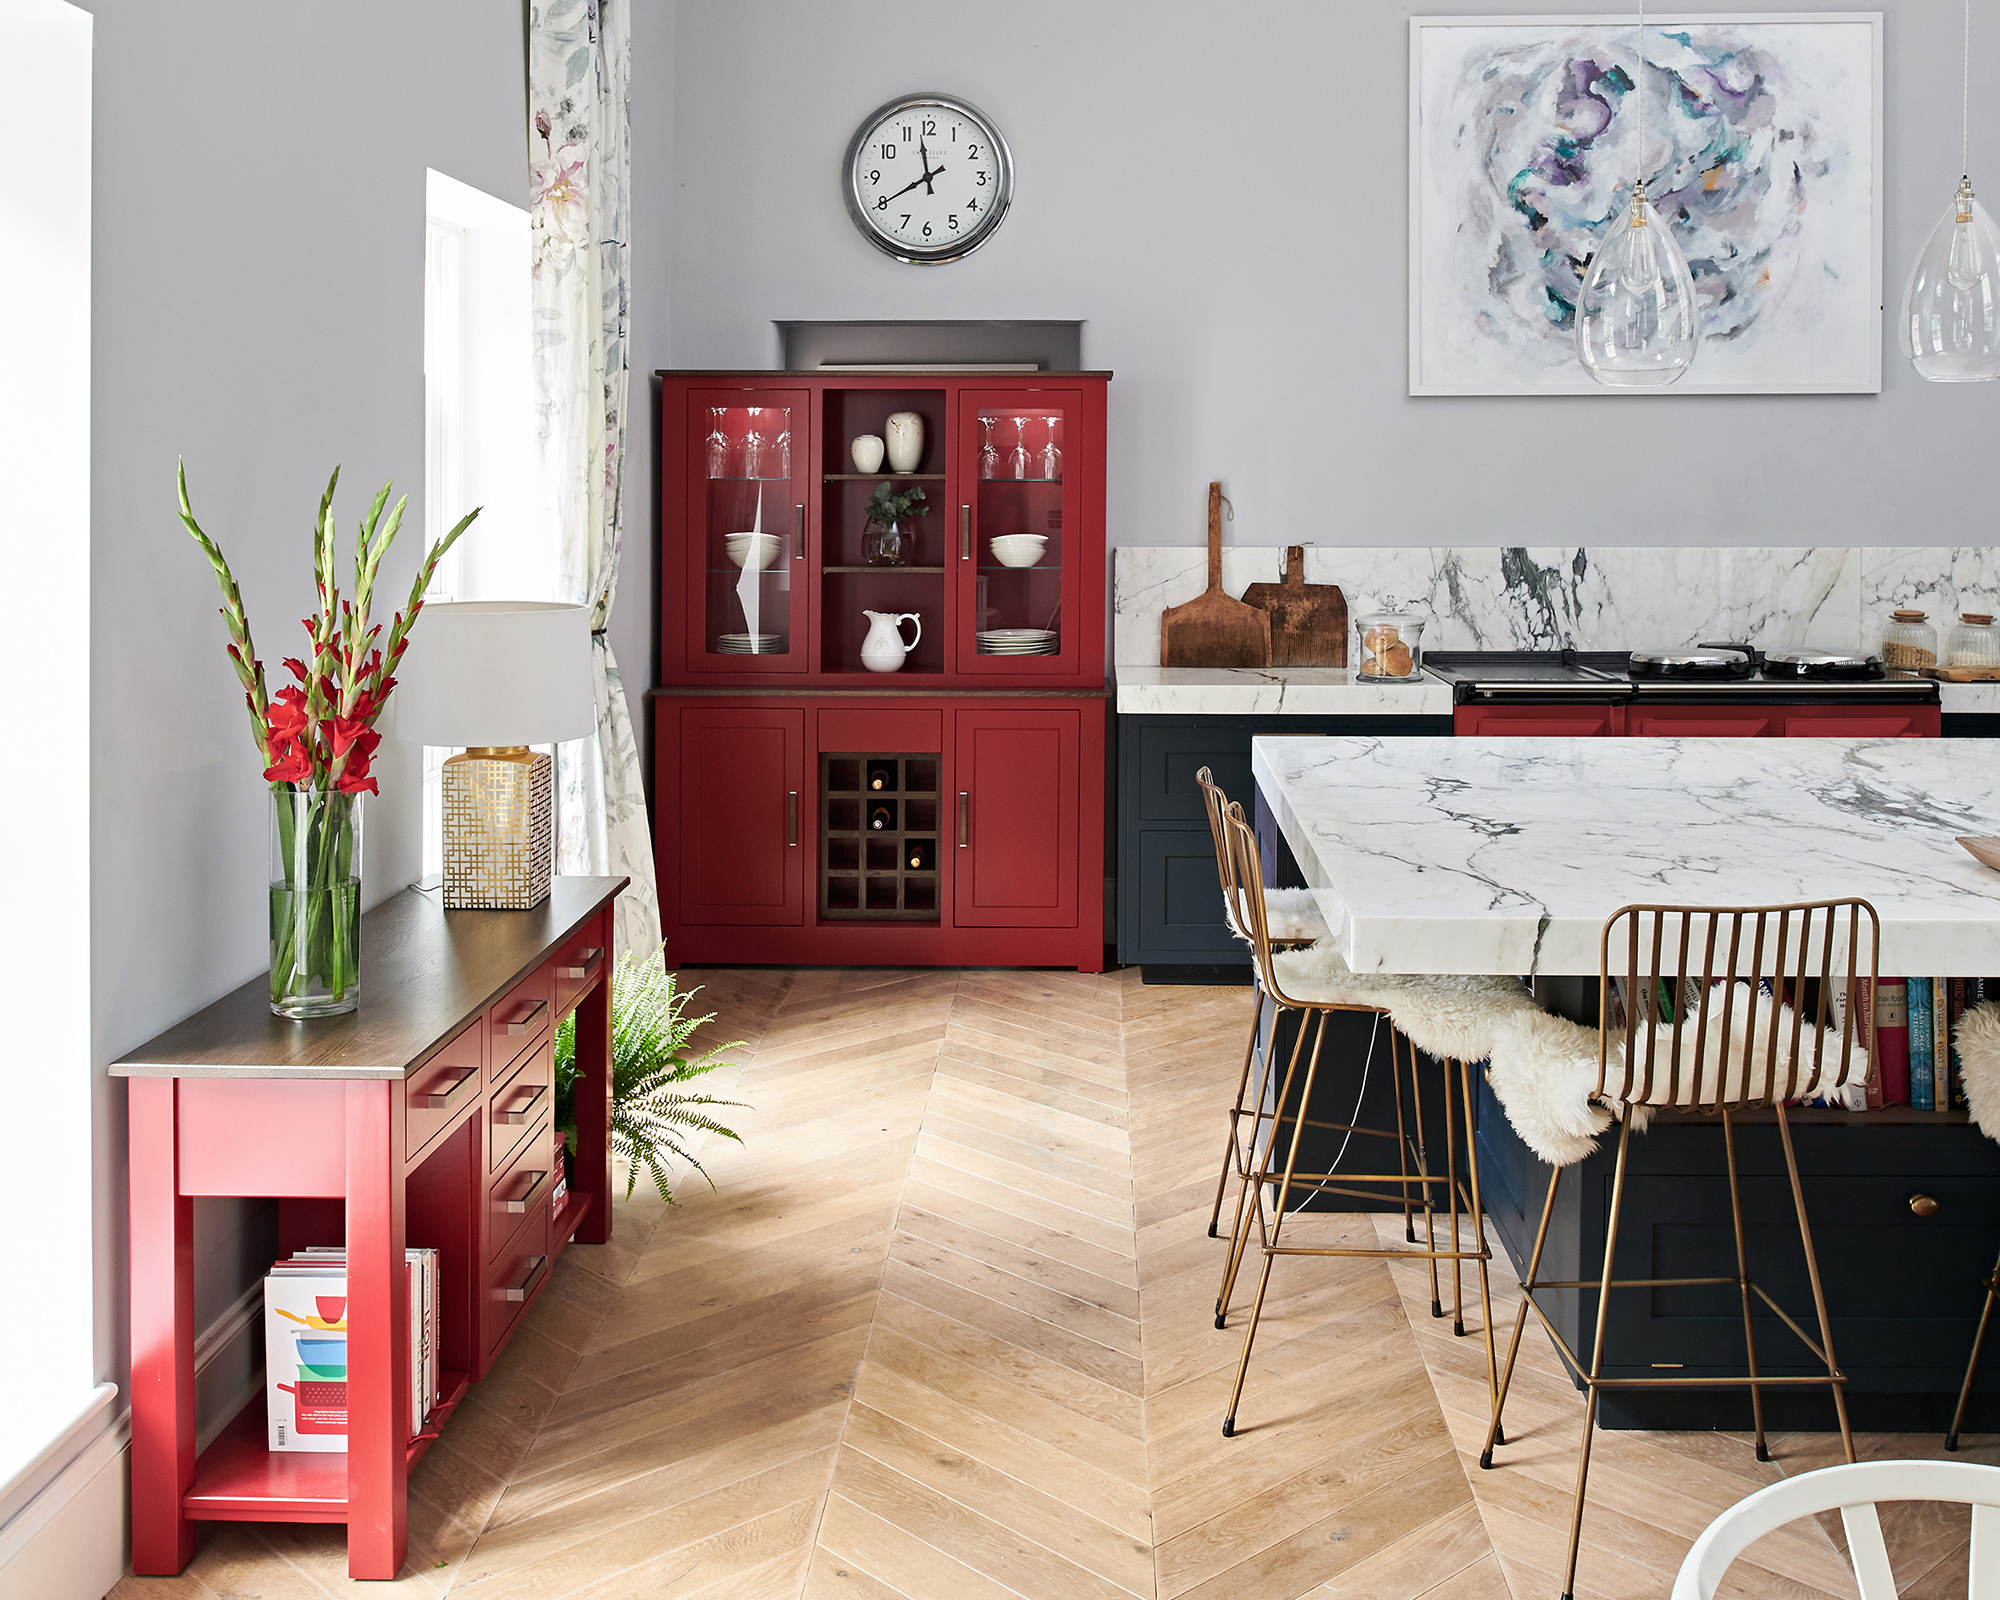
[1478,899,1878,1600]
[1947,1246,2000,1452]
[1213,801,1500,1439]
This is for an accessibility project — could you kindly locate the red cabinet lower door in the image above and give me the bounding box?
[1627,705,1777,737]
[1455,706,1619,736]
[1782,706,1942,738]
[953,708,1079,927]
[678,706,805,925]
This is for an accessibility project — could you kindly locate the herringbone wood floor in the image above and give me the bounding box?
[110,969,1998,1600]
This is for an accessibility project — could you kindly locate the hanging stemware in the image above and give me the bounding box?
[978,416,1000,480]
[1039,416,1062,480]
[1901,2,2000,381]
[1575,3,1700,387]
[1007,416,1030,480]
[705,408,730,478]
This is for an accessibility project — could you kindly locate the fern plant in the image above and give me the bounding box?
[552,947,746,1203]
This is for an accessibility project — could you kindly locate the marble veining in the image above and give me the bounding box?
[1114,666,1453,717]
[1253,735,2000,977]
[1112,545,1985,669]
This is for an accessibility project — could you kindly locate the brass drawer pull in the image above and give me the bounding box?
[557,947,603,981]
[501,1169,548,1214]
[496,1081,548,1126]
[418,1064,478,1110]
[504,999,548,1037]
[1910,1193,1941,1217]
[501,1255,547,1302]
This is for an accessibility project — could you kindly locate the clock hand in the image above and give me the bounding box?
[919,139,938,195]
[882,171,932,202]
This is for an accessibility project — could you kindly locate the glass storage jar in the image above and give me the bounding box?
[1881,609,1938,679]
[1354,611,1427,681]
[1948,612,2000,668]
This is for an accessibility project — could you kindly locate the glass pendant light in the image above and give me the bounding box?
[1901,0,2000,381]
[1576,1,1700,387]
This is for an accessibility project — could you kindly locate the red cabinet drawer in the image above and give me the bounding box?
[818,707,942,752]
[1627,706,1776,737]
[1455,706,1620,736]
[487,964,551,1085]
[486,1113,554,1264]
[1783,707,1940,738]
[552,931,606,1019]
[489,1036,554,1174]
[483,1219,550,1361]
[405,1021,484,1162]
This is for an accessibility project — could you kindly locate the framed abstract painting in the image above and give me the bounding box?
[1408,13,1883,396]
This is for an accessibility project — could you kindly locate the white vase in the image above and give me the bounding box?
[850,434,885,473]
[884,412,924,474]
[860,609,921,673]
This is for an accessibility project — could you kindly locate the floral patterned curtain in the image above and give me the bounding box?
[529,0,660,955]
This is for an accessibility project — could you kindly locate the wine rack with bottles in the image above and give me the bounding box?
[820,753,940,921]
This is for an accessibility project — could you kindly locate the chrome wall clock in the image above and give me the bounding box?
[843,93,1014,264]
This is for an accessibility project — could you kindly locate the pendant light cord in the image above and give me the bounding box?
[1964,0,1973,179]
[1637,0,1646,183]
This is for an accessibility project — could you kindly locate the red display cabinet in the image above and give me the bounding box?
[654,370,1109,970]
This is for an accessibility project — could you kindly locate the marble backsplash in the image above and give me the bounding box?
[1111,545,2000,667]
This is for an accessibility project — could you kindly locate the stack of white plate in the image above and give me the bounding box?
[717,632,783,654]
[976,628,1059,656]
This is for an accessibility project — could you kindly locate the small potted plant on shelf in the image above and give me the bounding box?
[174,464,477,1018]
[863,482,930,567]
[552,947,747,1202]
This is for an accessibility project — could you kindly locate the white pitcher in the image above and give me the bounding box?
[860,610,921,673]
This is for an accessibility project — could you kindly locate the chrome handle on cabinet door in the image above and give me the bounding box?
[957,791,969,848]
[794,504,805,560]
[960,504,971,560]
[787,790,798,847]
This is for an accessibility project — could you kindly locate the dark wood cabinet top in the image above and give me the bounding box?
[111,877,627,1080]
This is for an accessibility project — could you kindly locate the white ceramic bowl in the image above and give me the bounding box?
[989,534,1049,569]
[724,532,783,571]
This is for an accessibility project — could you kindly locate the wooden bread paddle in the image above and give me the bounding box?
[1242,545,1348,667]
[1159,483,1272,668]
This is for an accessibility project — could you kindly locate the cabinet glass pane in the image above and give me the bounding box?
[700,404,793,657]
[973,407,1064,659]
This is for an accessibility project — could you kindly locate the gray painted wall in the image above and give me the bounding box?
[87,0,528,1398]
[616,0,2000,692]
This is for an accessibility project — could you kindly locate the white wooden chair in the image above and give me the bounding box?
[1672,1459,2000,1600]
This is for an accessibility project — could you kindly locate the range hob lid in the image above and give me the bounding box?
[1627,647,1754,680]
[1760,649,1886,681]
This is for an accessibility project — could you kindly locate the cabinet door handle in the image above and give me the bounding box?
[496,1081,548,1125]
[959,504,971,560]
[794,503,805,559]
[501,1169,549,1214]
[504,999,548,1037]
[501,1254,548,1302]
[787,790,798,847]
[419,1063,479,1110]
[958,791,969,848]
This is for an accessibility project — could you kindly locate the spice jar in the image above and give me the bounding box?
[1948,612,2000,669]
[1354,611,1427,681]
[1882,609,1938,679]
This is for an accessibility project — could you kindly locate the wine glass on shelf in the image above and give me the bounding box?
[978,416,1000,480]
[705,408,730,478]
[742,410,767,479]
[1007,416,1030,480]
[1039,415,1062,480]
[773,418,791,479]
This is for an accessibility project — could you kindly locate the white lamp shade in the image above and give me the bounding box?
[388,601,596,747]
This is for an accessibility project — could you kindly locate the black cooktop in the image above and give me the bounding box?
[1422,649,1937,704]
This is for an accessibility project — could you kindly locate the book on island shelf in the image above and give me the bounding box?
[262,1247,439,1452]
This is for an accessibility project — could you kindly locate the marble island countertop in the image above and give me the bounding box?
[1114,666,1453,716]
[1252,734,2000,977]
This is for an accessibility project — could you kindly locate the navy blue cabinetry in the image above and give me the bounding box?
[1115,712,1449,979]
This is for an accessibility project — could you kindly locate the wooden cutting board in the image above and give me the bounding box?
[1160,483,1272,668]
[1242,545,1347,667]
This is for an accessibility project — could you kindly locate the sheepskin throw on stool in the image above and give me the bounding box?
[1957,1001,2000,1138]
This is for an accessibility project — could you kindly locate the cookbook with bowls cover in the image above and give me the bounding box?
[263,1248,439,1451]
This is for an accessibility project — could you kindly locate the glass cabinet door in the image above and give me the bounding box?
[684,388,811,674]
[955,389,1082,675]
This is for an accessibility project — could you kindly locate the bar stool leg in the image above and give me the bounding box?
[1391,1031,1417,1245]
[1947,1248,2000,1451]
[1443,1056,1465,1333]
[1720,1107,1769,1461]
[1458,1060,1502,1416]
[1482,1160,1561,1469]
[1562,1115,1635,1600]
[1217,1004,1311,1327]
[1208,985,1267,1240]
[1773,1103,1855,1463]
[1223,1006,1330,1437]
[1408,1037,1443,1318]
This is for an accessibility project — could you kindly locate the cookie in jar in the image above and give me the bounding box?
[1354,612,1427,680]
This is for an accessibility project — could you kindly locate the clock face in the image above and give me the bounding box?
[843,94,1013,264]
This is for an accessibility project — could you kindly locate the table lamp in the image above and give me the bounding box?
[390,601,595,910]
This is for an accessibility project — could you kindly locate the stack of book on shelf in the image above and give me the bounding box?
[1867,978,1991,1109]
[262,1246,439,1453]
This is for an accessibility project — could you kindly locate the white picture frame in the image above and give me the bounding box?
[1408,13,1884,396]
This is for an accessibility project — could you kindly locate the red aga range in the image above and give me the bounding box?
[1429,647,1942,738]
[651,370,1110,971]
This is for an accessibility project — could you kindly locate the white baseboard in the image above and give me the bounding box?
[0,1281,266,1600]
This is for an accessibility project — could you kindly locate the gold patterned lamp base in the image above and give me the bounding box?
[442,747,553,910]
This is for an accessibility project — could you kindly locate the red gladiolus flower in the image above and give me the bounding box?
[264,737,312,784]
[265,685,309,743]
[329,717,381,759]
[335,741,378,796]
[283,657,309,684]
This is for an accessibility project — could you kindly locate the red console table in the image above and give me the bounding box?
[113,876,625,1580]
